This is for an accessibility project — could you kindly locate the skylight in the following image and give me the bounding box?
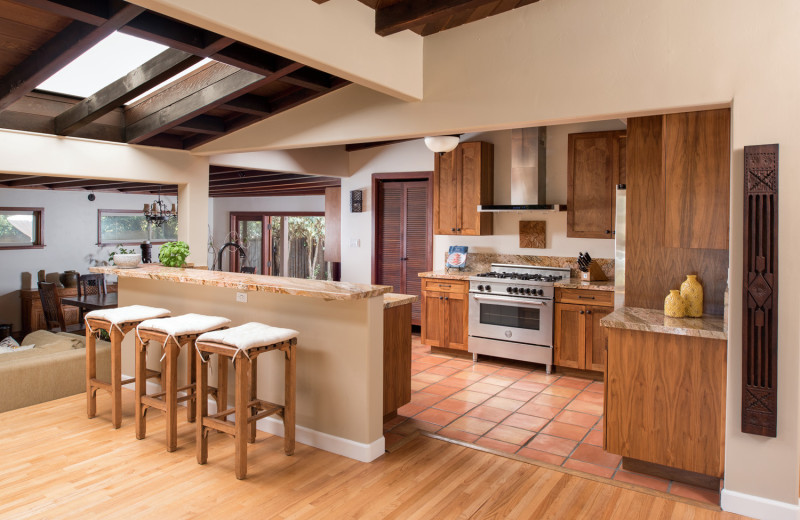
[125,57,213,105]
[37,32,168,98]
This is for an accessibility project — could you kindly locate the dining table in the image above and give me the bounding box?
[60,293,118,312]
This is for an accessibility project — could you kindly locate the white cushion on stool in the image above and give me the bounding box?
[138,313,231,337]
[85,305,170,325]
[197,322,298,351]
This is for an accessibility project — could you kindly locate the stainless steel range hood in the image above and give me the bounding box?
[478,127,566,212]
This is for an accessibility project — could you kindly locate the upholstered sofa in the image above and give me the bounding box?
[0,331,110,413]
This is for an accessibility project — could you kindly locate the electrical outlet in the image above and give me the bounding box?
[236,292,248,303]
[350,238,360,247]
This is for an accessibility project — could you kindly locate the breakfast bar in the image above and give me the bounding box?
[91,265,392,462]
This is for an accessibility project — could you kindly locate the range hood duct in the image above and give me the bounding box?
[479,127,565,212]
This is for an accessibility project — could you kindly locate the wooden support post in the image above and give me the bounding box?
[196,349,208,465]
[85,325,97,419]
[165,339,179,452]
[249,356,258,444]
[284,344,296,456]
[109,326,123,429]
[135,336,147,440]
[234,356,249,479]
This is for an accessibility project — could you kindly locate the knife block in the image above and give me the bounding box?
[580,261,608,282]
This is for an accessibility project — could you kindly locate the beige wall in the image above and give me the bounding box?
[129,0,423,101]
[158,0,800,506]
[0,129,210,265]
[119,277,384,445]
[209,147,349,177]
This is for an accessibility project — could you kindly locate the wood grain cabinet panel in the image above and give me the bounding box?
[554,289,613,372]
[421,278,468,351]
[567,131,625,239]
[664,109,731,250]
[383,303,412,417]
[605,328,727,478]
[434,141,493,236]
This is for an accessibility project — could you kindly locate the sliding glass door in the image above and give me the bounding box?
[230,212,331,279]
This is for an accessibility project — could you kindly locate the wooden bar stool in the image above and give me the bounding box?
[195,322,298,479]
[135,314,231,452]
[84,305,171,428]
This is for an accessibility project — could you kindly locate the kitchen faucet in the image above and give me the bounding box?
[217,242,248,272]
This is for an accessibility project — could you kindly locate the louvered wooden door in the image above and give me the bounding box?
[376,179,432,325]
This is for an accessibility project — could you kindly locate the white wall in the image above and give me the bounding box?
[0,188,176,331]
[208,195,324,269]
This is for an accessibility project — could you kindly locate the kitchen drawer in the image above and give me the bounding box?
[556,288,613,307]
[422,278,468,294]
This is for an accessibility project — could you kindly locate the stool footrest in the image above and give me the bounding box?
[205,417,235,435]
[146,383,196,401]
[89,379,111,392]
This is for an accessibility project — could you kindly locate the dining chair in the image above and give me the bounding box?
[37,281,68,332]
[78,274,107,322]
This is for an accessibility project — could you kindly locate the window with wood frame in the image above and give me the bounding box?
[98,209,177,246]
[0,207,43,249]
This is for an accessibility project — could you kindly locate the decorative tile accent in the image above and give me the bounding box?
[519,220,546,248]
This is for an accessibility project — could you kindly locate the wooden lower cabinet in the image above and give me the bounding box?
[421,278,468,351]
[604,328,726,478]
[383,302,412,419]
[553,288,613,371]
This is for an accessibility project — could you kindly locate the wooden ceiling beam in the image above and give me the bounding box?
[9,0,114,26]
[210,189,327,198]
[210,181,340,194]
[375,0,498,36]
[55,49,203,135]
[212,43,332,92]
[208,170,288,182]
[125,58,306,143]
[211,176,340,189]
[41,179,131,189]
[4,175,78,187]
[218,94,271,116]
[172,114,226,135]
[0,3,145,112]
[0,174,40,183]
[118,11,225,55]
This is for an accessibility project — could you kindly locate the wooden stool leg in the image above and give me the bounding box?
[85,325,97,419]
[197,349,209,465]
[216,354,228,413]
[186,342,196,423]
[165,339,179,452]
[234,357,249,479]
[248,356,258,444]
[284,344,296,456]
[109,327,123,429]
[135,336,147,440]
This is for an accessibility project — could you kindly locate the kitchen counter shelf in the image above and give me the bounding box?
[91,265,391,301]
[601,306,726,340]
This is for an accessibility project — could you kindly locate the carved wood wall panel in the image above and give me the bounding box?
[742,144,779,437]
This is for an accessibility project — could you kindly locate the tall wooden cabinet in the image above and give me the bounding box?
[421,278,468,351]
[433,141,493,236]
[553,288,613,371]
[567,130,626,239]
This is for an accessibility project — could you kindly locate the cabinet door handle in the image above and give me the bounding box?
[586,310,592,315]
[451,228,456,232]
[457,228,461,231]
[579,310,585,315]
[605,229,611,234]
[578,295,595,299]
[445,296,449,301]
[401,257,408,261]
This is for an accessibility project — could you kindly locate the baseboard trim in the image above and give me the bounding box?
[121,375,385,463]
[721,489,800,520]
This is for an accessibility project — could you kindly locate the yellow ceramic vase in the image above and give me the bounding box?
[680,274,703,317]
[664,290,686,318]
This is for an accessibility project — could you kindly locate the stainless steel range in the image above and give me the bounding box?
[468,263,570,374]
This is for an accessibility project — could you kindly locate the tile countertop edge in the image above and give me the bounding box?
[554,279,615,292]
[600,306,728,341]
[90,265,392,301]
[418,271,477,281]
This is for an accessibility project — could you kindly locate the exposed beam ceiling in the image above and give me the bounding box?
[0,2,145,111]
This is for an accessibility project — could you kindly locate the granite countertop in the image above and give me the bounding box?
[600,306,727,340]
[91,265,391,301]
[418,271,477,281]
[384,293,418,309]
[554,279,615,291]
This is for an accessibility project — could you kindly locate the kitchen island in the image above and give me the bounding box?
[91,265,392,462]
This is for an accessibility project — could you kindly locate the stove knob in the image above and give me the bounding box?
[513,287,520,294]
[485,285,491,292]
[525,288,532,295]
[477,285,484,292]
[506,287,513,294]
[537,289,544,296]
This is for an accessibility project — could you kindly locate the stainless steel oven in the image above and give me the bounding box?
[467,264,569,374]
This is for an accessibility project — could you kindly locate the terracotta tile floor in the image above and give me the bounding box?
[384,335,721,506]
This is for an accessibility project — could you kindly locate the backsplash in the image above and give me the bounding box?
[445,252,614,279]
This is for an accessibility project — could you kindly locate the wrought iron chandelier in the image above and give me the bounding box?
[143,189,176,227]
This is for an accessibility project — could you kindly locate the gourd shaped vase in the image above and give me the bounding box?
[680,274,703,317]
[664,290,686,318]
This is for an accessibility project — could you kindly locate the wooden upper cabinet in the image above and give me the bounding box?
[567,130,626,239]
[663,109,730,250]
[434,141,493,235]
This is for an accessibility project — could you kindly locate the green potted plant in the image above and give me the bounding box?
[109,246,141,268]
[159,241,191,267]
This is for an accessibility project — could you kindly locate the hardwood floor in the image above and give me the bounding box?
[0,391,748,519]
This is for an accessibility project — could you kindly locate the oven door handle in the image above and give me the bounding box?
[472,294,548,306]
